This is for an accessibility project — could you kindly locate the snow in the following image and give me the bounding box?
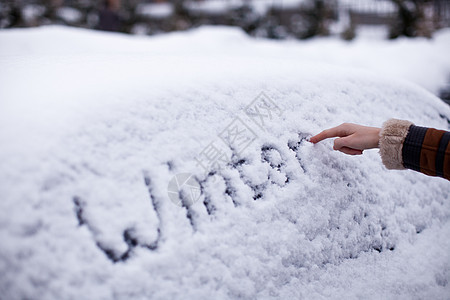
[340,0,397,14]
[21,4,45,23]
[56,7,83,24]
[186,0,233,14]
[0,25,450,299]
[136,3,174,19]
[185,0,305,15]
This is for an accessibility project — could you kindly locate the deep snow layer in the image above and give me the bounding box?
[0,26,450,299]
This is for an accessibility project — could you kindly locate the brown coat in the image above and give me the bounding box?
[379,119,450,180]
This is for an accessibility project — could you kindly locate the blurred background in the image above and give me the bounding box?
[1,0,450,103]
[1,0,450,40]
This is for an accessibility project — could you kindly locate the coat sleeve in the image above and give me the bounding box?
[379,119,450,181]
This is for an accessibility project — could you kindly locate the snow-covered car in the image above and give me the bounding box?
[0,26,449,299]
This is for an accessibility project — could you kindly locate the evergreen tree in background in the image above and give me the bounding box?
[390,0,433,38]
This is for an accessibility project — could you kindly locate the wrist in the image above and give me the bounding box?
[373,127,381,148]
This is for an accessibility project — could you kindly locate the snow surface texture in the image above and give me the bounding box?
[0,26,450,299]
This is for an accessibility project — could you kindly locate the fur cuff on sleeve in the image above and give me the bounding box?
[379,119,413,170]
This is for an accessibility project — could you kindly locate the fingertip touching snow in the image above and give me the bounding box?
[0,26,450,299]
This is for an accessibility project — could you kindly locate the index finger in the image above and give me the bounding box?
[309,125,348,144]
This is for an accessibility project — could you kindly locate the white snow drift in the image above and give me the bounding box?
[0,26,449,299]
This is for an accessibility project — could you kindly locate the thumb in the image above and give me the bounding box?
[333,136,355,151]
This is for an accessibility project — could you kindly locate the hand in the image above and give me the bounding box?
[309,123,381,155]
